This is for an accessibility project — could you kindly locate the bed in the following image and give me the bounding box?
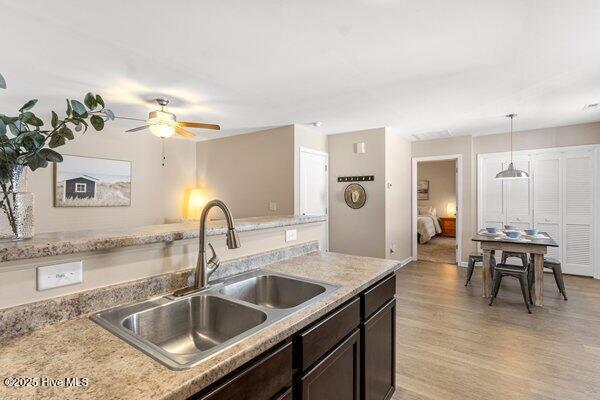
[417,206,442,244]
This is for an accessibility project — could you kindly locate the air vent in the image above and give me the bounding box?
[412,129,452,141]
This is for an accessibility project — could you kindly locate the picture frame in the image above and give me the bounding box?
[54,155,132,207]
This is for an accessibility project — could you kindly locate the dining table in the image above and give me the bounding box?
[472,230,559,306]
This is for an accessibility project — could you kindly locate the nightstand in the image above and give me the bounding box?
[440,217,456,237]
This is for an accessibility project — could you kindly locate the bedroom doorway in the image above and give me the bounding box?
[412,155,462,265]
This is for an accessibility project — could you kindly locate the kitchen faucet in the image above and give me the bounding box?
[173,199,240,296]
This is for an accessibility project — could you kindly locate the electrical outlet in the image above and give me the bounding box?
[37,261,83,291]
[269,202,277,211]
[285,229,297,242]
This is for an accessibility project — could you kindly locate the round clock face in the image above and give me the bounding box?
[344,183,366,209]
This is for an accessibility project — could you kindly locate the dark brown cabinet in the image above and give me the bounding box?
[361,298,396,400]
[190,273,396,400]
[298,329,361,400]
[192,342,292,400]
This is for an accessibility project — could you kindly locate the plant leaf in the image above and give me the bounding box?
[90,115,104,131]
[51,111,59,128]
[59,126,74,140]
[49,134,66,148]
[66,99,72,117]
[39,148,63,163]
[0,119,5,135]
[75,123,83,132]
[104,109,115,120]
[70,100,87,117]
[19,99,38,112]
[27,153,48,171]
[84,92,97,110]
[21,111,44,127]
[95,94,105,109]
[0,73,6,89]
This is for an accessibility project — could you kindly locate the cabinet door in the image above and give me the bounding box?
[479,156,506,230]
[505,157,533,230]
[299,330,360,400]
[563,150,595,276]
[533,153,562,260]
[362,299,396,400]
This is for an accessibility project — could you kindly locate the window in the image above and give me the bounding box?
[75,183,87,193]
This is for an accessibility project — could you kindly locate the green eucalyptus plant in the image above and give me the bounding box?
[0,74,114,238]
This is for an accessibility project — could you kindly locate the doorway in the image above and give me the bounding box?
[299,147,329,250]
[412,155,462,265]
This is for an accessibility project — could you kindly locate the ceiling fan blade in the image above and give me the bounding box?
[114,116,147,122]
[125,125,150,133]
[178,121,221,130]
[175,126,196,138]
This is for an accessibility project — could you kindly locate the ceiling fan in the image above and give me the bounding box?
[123,98,220,139]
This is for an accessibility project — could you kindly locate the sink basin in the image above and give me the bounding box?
[91,269,339,370]
[220,275,326,309]
[122,295,267,355]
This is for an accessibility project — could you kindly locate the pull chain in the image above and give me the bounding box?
[161,138,166,167]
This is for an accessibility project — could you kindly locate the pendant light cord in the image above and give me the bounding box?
[510,115,513,164]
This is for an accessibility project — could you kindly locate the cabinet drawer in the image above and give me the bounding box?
[298,329,360,400]
[361,274,396,320]
[197,342,292,400]
[296,298,360,371]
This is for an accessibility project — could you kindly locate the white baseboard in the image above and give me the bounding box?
[394,257,414,271]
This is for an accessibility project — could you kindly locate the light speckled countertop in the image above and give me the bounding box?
[0,251,398,400]
[0,215,326,263]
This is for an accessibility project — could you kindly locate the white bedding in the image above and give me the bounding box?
[417,214,442,244]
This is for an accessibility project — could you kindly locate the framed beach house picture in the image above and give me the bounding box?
[54,155,132,207]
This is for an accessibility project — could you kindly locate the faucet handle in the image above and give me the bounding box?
[207,243,221,271]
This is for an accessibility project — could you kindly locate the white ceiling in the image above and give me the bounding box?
[2,0,600,140]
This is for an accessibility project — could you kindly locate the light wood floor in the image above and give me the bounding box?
[392,261,600,400]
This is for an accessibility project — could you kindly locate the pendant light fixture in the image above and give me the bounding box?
[495,113,529,179]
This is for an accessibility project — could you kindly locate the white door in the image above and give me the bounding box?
[479,156,506,230]
[562,149,595,276]
[505,156,533,230]
[299,148,328,217]
[532,153,562,261]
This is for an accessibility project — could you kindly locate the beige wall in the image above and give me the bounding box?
[412,135,475,261]
[29,127,197,233]
[0,223,326,309]
[294,125,328,214]
[196,125,295,218]
[417,160,456,217]
[328,128,387,258]
[385,130,412,262]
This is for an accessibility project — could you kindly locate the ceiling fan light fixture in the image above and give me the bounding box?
[150,123,175,138]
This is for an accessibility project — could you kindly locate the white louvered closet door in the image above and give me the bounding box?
[562,149,595,276]
[533,153,561,261]
[480,156,506,230]
[505,157,533,230]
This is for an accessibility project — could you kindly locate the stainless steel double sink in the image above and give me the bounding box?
[91,270,339,370]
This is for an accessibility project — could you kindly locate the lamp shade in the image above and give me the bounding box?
[184,188,205,219]
[446,202,456,216]
[495,162,529,179]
